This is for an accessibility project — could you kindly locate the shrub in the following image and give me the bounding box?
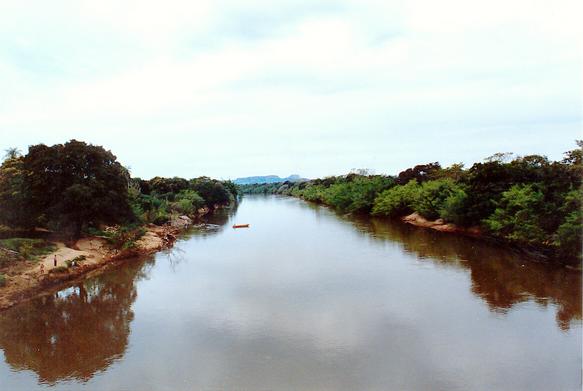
[0,238,56,261]
[483,184,546,244]
[172,190,205,215]
[65,255,86,268]
[0,274,6,287]
[372,180,420,217]
[439,187,469,225]
[322,176,394,213]
[413,179,465,221]
[553,188,582,262]
[101,225,146,249]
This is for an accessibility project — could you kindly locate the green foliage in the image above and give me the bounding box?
[172,190,206,215]
[1,139,581,263]
[128,176,236,225]
[396,162,441,185]
[66,255,87,268]
[0,155,29,227]
[189,177,232,206]
[438,186,469,225]
[148,177,189,195]
[74,255,87,263]
[21,140,133,236]
[0,238,56,261]
[222,180,239,199]
[414,179,465,221]
[323,176,394,213]
[0,274,6,287]
[240,182,290,195]
[553,188,583,260]
[372,180,420,217]
[98,225,146,250]
[291,184,327,202]
[483,184,546,244]
[239,141,582,263]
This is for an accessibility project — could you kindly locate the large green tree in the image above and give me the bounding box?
[0,153,29,227]
[22,140,133,236]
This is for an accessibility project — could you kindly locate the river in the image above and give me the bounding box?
[0,195,581,390]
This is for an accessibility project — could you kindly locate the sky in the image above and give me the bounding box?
[0,0,581,180]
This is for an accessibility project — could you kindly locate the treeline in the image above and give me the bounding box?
[129,176,238,225]
[0,140,237,237]
[241,143,582,264]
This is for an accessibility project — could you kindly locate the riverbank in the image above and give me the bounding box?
[401,212,481,236]
[399,212,579,267]
[0,224,183,311]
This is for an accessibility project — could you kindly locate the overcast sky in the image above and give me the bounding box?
[0,0,581,179]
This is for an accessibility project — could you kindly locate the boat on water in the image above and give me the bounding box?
[232,224,250,229]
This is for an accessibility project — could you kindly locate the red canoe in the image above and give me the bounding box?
[232,224,250,229]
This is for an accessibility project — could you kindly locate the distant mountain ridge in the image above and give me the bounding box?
[233,175,306,185]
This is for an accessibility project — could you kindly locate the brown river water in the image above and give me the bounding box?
[0,195,581,390]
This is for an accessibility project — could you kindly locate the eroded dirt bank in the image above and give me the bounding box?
[0,225,182,311]
[401,212,482,236]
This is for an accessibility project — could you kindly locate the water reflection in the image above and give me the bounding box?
[339,211,581,330]
[0,196,579,390]
[0,258,152,385]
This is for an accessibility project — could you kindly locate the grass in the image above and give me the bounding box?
[65,255,86,268]
[88,225,145,249]
[0,238,57,262]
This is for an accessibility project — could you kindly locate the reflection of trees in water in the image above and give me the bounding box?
[0,257,153,385]
[339,212,581,330]
[207,201,239,226]
[162,245,187,271]
[187,202,240,239]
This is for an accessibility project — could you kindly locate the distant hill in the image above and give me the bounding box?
[233,174,306,185]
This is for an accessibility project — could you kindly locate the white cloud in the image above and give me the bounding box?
[0,0,580,178]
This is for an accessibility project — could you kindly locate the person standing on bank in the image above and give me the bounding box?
[53,254,57,267]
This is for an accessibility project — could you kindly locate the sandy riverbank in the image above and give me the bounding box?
[401,212,482,236]
[0,225,181,311]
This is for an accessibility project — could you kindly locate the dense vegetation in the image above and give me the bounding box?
[241,143,582,264]
[0,140,238,240]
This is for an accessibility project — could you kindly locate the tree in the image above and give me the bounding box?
[3,148,21,161]
[0,154,29,227]
[22,140,133,236]
[414,179,465,221]
[483,184,546,244]
[372,180,420,217]
[189,177,231,206]
[554,188,582,263]
[396,162,441,185]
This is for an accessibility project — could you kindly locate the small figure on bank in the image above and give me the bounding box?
[53,254,57,267]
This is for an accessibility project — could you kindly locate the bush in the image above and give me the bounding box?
[294,185,326,202]
[483,184,546,244]
[0,238,56,261]
[553,188,582,262]
[413,179,465,221]
[173,190,205,215]
[0,274,6,287]
[372,180,420,217]
[65,255,86,268]
[99,225,146,249]
[324,176,394,213]
[439,187,469,225]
